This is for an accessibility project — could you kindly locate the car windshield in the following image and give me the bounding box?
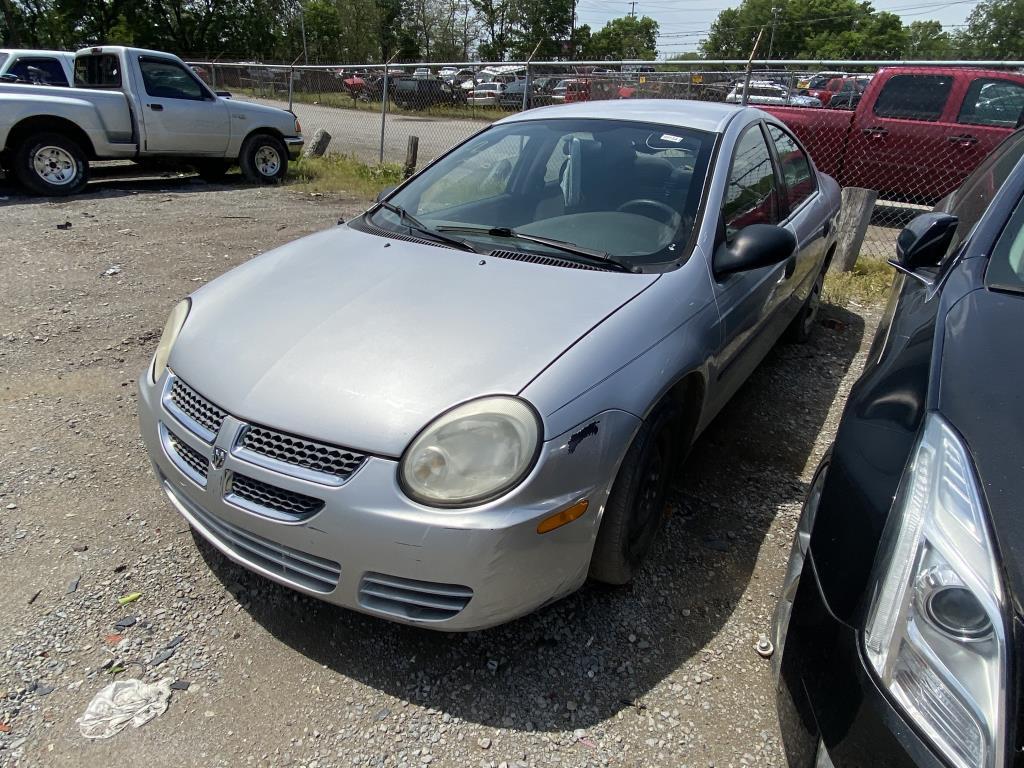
[365,118,714,269]
[986,191,1024,290]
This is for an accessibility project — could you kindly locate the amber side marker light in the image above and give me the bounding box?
[537,499,589,534]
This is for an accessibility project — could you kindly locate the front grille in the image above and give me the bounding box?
[358,572,473,622]
[168,378,227,440]
[177,488,340,593]
[240,425,365,481]
[227,472,324,520]
[167,430,208,482]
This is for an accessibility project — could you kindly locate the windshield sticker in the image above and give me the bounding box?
[660,134,683,143]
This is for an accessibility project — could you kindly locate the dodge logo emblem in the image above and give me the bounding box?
[211,447,226,469]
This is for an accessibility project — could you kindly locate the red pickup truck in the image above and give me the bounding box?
[762,67,1024,202]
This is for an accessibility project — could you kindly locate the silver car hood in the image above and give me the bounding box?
[170,224,658,456]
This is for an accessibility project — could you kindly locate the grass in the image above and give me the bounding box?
[288,154,403,198]
[823,257,895,308]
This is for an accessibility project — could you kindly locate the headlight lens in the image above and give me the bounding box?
[150,299,190,383]
[864,412,1006,768]
[400,397,540,507]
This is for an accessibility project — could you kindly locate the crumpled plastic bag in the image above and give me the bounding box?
[77,678,173,739]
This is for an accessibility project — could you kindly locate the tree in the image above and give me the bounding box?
[955,0,1024,59]
[584,15,658,60]
[905,19,952,58]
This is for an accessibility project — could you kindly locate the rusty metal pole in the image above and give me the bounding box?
[741,27,765,107]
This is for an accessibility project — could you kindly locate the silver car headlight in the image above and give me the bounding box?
[150,299,190,384]
[400,396,541,508]
[864,412,1007,768]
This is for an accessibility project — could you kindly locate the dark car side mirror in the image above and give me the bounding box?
[375,185,397,203]
[890,212,958,283]
[1,73,18,83]
[713,224,797,279]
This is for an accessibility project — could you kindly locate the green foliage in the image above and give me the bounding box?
[290,153,403,197]
[954,0,1024,59]
[583,15,658,60]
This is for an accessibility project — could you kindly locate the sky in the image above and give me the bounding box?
[574,0,981,58]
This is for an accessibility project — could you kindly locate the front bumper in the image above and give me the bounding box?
[138,369,639,630]
[776,552,948,768]
[284,136,304,160]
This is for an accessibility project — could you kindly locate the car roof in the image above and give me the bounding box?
[0,49,73,58]
[502,99,749,134]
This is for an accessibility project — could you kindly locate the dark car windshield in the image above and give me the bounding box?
[986,191,1024,290]
[365,118,714,268]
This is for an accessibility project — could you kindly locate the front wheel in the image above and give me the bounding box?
[14,132,89,196]
[239,133,288,184]
[786,267,825,343]
[589,405,681,585]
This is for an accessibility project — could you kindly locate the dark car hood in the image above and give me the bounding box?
[939,286,1024,614]
[170,224,657,457]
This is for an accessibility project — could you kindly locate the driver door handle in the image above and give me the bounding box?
[148,103,164,111]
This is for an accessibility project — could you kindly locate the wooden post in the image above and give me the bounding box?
[403,135,419,179]
[832,186,878,272]
[303,128,332,158]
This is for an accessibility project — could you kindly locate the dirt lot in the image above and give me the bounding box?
[0,170,882,768]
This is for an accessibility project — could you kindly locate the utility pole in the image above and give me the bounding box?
[628,0,637,17]
[767,6,780,60]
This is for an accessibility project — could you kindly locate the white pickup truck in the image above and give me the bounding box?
[0,46,304,195]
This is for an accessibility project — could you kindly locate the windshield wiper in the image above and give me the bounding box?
[436,225,639,273]
[372,201,478,253]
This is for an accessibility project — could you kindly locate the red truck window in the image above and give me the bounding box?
[873,74,953,122]
[723,125,780,237]
[766,124,816,211]
[958,78,1024,129]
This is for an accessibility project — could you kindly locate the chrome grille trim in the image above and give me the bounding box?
[171,484,340,593]
[226,472,324,522]
[158,423,209,487]
[164,375,227,443]
[358,572,473,622]
[236,424,366,485]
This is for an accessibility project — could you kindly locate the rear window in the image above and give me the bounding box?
[74,54,122,88]
[0,52,9,69]
[874,74,952,121]
[7,57,69,86]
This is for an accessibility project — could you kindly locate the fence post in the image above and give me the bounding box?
[379,59,391,164]
[833,187,878,272]
[288,66,294,111]
[741,27,765,106]
[403,135,419,178]
[522,62,531,112]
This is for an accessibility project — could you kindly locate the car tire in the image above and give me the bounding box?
[194,159,230,182]
[589,404,682,585]
[239,133,288,184]
[786,266,826,343]
[14,131,89,196]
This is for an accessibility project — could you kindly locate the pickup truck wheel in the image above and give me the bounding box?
[15,132,89,196]
[239,134,287,184]
[589,404,681,585]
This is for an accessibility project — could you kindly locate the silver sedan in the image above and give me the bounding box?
[138,100,840,630]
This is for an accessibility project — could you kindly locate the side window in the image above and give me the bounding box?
[723,125,780,238]
[766,124,816,211]
[139,57,205,100]
[74,54,121,88]
[417,133,526,214]
[873,74,953,121]
[9,57,69,86]
[958,78,1024,129]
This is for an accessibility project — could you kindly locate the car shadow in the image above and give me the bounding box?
[195,302,866,731]
[0,166,248,205]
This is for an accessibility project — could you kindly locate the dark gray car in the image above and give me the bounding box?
[138,100,840,630]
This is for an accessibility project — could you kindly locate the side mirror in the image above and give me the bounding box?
[1,73,18,83]
[215,90,232,98]
[713,224,797,278]
[891,212,958,279]
[375,185,397,203]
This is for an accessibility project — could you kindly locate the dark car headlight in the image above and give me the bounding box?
[399,396,541,508]
[864,412,1007,768]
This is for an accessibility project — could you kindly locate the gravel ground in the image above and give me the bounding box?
[0,170,883,768]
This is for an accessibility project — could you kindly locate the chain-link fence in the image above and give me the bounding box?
[190,58,1024,261]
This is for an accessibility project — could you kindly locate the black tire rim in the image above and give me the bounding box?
[626,428,671,563]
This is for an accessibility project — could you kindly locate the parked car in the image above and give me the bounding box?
[725,81,822,108]
[468,82,504,106]
[551,78,590,104]
[0,48,74,86]
[806,76,864,106]
[498,79,555,110]
[412,67,432,80]
[138,100,840,631]
[762,66,1024,203]
[0,46,302,195]
[796,70,848,90]
[391,77,465,110]
[773,127,1024,768]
